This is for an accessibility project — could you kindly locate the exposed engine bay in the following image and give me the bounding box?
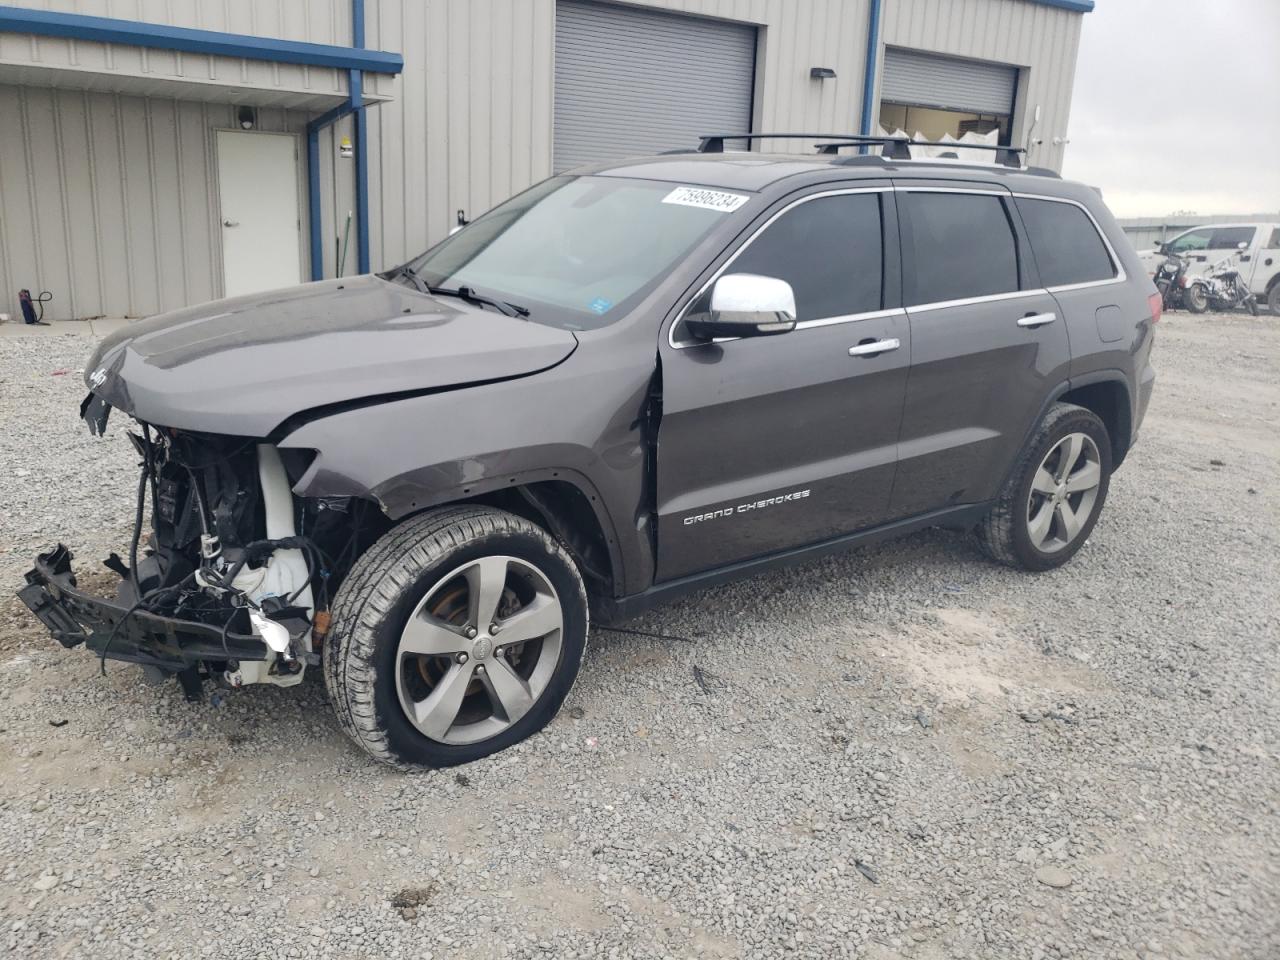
[19,408,383,698]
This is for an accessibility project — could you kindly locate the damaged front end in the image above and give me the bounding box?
[19,401,376,698]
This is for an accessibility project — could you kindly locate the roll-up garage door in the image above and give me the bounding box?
[554,0,757,172]
[881,47,1017,116]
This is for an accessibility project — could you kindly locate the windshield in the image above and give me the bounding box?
[403,176,746,329]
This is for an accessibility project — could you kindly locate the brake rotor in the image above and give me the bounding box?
[414,582,527,690]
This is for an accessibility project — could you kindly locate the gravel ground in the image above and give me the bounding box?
[0,312,1277,960]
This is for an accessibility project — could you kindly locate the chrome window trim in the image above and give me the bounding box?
[667,184,1134,350]
[668,186,891,350]
[797,307,905,329]
[907,287,1050,314]
[892,185,1008,196]
[1010,191,1128,290]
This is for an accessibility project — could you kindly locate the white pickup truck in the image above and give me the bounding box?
[1138,222,1280,314]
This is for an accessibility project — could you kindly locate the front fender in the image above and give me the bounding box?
[277,352,656,595]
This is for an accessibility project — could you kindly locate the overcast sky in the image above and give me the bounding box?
[1061,0,1280,218]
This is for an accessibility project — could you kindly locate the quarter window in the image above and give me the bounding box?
[903,192,1019,305]
[727,193,884,322]
[1017,198,1116,288]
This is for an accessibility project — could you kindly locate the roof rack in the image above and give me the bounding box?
[696,132,1026,169]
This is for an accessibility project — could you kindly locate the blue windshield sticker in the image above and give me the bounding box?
[588,297,613,315]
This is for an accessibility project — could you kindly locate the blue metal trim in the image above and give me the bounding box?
[351,92,370,272]
[306,0,373,281]
[0,4,402,73]
[1027,0,1094,11]
[858,0,882,138]
[351,0,370,276]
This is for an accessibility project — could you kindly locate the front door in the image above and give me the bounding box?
[655,187,909,581]
[215,130,302,298]
[889,186,1072,517]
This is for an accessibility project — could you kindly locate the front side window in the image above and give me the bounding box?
[1017,198,1116,287]
[724,192,884,322]
[1209,226,1256,250]
[903,192,1019,305]
[1165,229,1212,254]
[406,175,739,329]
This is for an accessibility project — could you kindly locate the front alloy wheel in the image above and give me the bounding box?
[325,506,588,769]
[395,556,564,745]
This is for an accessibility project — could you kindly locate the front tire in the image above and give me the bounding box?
[324,506,588,769]
[1186,283,1209,313]
[977,403,1112,572]
[1267,283,1280,316]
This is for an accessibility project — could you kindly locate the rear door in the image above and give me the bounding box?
[889,184,1070,517]
[656,185,909,581]
[1013,193,1129,367]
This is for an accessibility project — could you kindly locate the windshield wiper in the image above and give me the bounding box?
[436,285,529,319]
[390,265,528,318]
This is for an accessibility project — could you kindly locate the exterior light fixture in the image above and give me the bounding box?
[237,105,256,130]
[810,67,836,79]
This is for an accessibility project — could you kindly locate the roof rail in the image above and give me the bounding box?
[816,138,1026,168]
[697,133,888,154]
[697,132,1026,169]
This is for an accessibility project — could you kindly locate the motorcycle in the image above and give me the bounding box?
[1152,250,1191,312]
[1186,243,1259,315]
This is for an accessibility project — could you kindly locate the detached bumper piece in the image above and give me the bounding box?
[19,545,270,671]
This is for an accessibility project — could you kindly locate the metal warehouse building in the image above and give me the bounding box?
[0,0,1092,321]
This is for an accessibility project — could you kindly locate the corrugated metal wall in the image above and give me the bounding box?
[363,0,877,272]
[0,1,353,103]
[0,83,309,318]
[0,0,1086,318]
[879,0,1083,172]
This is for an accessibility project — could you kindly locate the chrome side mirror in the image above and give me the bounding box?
[684,273,798,341]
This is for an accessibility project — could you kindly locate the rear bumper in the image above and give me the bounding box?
[18,545,269,671]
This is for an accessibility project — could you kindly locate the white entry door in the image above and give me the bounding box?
[215,130,302,297]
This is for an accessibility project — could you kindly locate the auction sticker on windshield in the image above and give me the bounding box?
[662,186,750,213]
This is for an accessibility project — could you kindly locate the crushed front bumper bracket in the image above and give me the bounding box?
[18,545,269,670]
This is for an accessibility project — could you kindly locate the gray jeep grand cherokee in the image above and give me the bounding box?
[20,135,1158,769]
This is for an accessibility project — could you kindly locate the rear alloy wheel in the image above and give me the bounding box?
[325,506,587,769]
[1025,433,1103,554]
[977,403,1112,572]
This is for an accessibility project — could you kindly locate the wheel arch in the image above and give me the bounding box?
[1055,374,1134,468]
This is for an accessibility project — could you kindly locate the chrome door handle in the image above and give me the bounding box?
[223,219,240,227]
[848,338,901,357]
[1017,312,1056,328]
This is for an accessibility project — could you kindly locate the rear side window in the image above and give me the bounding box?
[729,192,884,321]
[1209,226,1255,250]
[1017,198,1117,288]
[902,192,1019,306]
[1268,228,1280,250]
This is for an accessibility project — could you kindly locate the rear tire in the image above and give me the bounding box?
[1268,283,1280,316]
[1186,283,1209,313]
[977,403,1112,572]
[324,506,587,769]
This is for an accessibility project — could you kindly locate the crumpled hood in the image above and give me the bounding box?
[86,275,578,436]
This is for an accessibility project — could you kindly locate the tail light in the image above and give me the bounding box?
[1147,291,1163,324]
